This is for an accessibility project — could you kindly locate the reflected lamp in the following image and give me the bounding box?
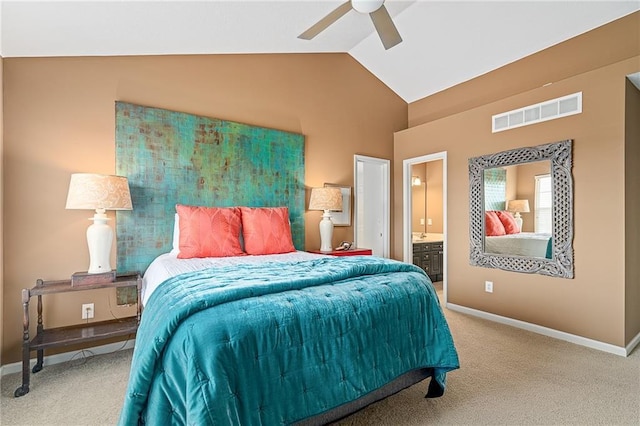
[507,199,530,231]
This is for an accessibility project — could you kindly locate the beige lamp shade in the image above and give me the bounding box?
[66,173,132,274]
[506,199,530,213]
[309,186,342,252]
[308,187,343,212]
[66,173,133,211]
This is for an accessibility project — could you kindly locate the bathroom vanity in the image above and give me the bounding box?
[412,233,443,283]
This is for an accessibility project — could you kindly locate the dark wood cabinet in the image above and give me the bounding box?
[412,241,443,282]
[14,272,141,397]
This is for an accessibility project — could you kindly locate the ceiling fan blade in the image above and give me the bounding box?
[298,1,353,40]
[369,5,402,50]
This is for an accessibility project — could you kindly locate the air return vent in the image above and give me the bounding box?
[492,92,582,133]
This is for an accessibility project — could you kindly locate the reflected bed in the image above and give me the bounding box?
[485,232,552,258]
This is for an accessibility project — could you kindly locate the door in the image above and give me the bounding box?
[354,155,390,257]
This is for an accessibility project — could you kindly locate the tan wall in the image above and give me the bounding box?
[514,161,551,233]
[625,79,640,343]
[425,160,443,234]
[1,53,407,364]
[395,54,639,347]
[505,166,517,201]
[410,160,443,235]
[410,163,426,232]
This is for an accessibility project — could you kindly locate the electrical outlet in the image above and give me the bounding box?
[485,281,494,293]
[82,303,94,319]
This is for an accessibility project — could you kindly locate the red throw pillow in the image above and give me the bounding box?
[485,211,506,236]
[176,205,245,259]
[496,210,520,234]
[240,207,296,255]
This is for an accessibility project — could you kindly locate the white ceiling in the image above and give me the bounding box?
[1,1,638,103]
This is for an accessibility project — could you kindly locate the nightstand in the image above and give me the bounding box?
[14,272,141,397]
[308,248,373,256]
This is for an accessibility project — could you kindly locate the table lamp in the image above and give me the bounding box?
[66,173,133,274]
[308,187,343,252]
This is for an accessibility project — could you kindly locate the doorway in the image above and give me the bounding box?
[403,152,448,302]
[353,155,390,257]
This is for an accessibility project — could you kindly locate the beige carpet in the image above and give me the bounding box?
[2,285,639,425]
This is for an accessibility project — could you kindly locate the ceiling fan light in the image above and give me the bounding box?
[351,0,384,14]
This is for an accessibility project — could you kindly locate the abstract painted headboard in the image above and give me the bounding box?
[115,102,305,274]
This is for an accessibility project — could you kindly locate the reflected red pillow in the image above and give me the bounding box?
[240,207,296,255]
[485,211,506,236]
[496,210,520,234]
[176,205,245,258]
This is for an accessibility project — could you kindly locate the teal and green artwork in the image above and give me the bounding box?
[115,102,305,274]
[483,167,507,211]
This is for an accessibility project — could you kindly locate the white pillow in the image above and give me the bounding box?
[171,213,180,254]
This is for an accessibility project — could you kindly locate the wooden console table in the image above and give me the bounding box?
[14,272,141,397]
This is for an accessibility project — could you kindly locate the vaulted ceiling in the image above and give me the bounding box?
[1,1,638,103]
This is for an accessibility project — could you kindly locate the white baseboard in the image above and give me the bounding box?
[0,339,136,377]
[446,303,639,357]
[626,330,640,355]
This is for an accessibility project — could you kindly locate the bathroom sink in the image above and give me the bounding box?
[412,233,444,243]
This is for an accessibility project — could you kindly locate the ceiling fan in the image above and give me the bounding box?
[298,0,402,50]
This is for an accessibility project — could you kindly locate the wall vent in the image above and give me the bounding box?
[492,92,582,133]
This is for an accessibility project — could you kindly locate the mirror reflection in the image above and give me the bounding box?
[410,161,444,243]
[483,160,552,259]
[468,139,574,278]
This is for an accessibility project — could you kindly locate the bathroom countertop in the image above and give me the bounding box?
[412,233,444,243]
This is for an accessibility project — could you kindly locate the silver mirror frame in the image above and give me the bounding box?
[469,140,574,278]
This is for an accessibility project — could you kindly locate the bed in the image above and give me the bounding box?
[114,105,458,424]
[485,232,552,258]
[117,206,459,425]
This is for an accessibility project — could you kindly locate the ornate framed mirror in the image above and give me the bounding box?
[469,140,574,278]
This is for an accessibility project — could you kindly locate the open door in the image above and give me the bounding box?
[354,155,390,257]
[403,152,448,302]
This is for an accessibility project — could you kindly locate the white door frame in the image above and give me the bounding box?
[403,152,448,302]
[354,154,390,258]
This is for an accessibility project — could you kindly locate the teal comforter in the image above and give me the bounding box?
[119,256,459,425]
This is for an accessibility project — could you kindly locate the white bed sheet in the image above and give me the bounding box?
[485,232,551,258]
[141,251,327,306]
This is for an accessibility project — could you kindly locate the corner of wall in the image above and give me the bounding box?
[1,55,5,367]
[625,77,640,345]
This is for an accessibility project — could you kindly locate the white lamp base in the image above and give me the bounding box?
[514,212,523,232]
[86,210,113,274]
[318,210,334,252]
